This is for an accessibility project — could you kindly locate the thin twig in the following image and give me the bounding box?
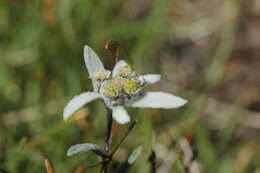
[74,161,104,173]
[105,40,120,64]
[104,108,113,153]
[185,112,205,143]
[100,120,137,173]
[115,48,120,63]
[102,108,113,173]
[105,40,132,64]
[149,150,157,173]
[120,45,132,64]
[110,120,137,158]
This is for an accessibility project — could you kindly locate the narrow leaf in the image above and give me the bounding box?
[67,143,106,157]
[128,146,142,164]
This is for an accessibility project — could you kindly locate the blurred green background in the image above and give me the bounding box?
[1,0,260,172]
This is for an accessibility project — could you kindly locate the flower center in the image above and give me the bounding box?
[100,77,141,99]
[123,79,139,96]
[90,69,111,81]
[118,65,136,78]
[101,82,120,98]
[96,64,145,106]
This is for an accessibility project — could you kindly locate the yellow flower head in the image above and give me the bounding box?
[111,77,125,88]
[118,65,136,78]
[90,69,111,81]
[101,82,120,98]
[123,79,139,96]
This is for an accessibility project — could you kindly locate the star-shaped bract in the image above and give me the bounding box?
[63,46,187,124]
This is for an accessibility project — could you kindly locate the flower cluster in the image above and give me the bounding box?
[63,46,187,124]
[95,63,147,107]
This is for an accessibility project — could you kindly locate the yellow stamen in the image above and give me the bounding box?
[101,83,120,98]
[91,69,110,81]
[123,79,139,95]
[118,65,135,77]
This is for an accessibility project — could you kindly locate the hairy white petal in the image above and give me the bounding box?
[66,143,104,156]
[111,106,131,124]
[63,92,101,120]
[112,60,128,77]
[140,74,161,85]
[84,46,106,90]
[131,92,187,109]
[84,45,105,76]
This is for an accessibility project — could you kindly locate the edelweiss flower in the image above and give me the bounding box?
[63,46,187,124]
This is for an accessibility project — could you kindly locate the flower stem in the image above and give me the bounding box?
[103,108,113,173]
[100,120,137,173]
[110,120,137,158]
[104,108,113,153]
[149,150,157,173]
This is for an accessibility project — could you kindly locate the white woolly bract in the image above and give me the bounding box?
[140,74,161,85]
[67,143,103,156]
[131,92,187,109]
[112,60,128,77]
[63,92,100,120]
[111,106,131,124]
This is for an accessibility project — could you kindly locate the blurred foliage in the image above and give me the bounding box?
[1,0,260,172]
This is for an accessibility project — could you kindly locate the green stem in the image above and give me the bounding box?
[110,120,137,158]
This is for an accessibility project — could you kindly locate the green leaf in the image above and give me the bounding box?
[128,146,142,164]
[66,143,106,157]
[195,124,216,169]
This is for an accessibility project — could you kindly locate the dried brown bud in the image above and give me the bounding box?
[105,40,119,51]
[45,159,55,173]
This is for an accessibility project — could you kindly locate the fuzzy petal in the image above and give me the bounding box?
[111,106,131,124]
[84,45,105,76]
[140,74,161,85]
[112,60,128,77]
[63,92,101,120]
[131,92,187,109]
